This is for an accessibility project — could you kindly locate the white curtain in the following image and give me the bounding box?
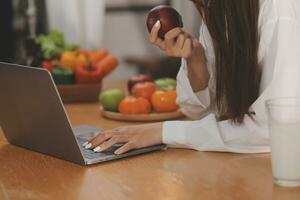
[46,0,105,50]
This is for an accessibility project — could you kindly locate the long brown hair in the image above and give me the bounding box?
[190,0,261,123]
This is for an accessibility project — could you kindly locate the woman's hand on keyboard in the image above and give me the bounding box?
[84,123,163,154]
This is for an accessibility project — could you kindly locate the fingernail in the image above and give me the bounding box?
[93,146,101,152]
[84,143,92,149]
[155,20,160,28]
[82,142,88,147]
[114,150,121,155]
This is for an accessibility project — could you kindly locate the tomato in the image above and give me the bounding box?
[127,74,152,93]
[118,96,151,114]
[151,90,179,113]
[131,82,156,101]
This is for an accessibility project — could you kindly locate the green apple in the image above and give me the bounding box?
[99,89,125,112]
[154,78,177,90]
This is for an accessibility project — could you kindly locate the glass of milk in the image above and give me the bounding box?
[266,98,300,187]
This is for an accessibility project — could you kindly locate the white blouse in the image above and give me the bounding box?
[162,0,300,153]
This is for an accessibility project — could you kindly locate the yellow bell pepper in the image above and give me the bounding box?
[60,51,77,70]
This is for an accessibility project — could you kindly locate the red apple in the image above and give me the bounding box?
[127,74,153,93]
[146,5,183,39]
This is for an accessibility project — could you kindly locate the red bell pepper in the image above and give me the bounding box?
[95,54,119,77]
[91,48,109,68]
[75,62,104,84]
[42,61,54,72]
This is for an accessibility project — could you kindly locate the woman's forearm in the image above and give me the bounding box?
[148,23,209,91]
[186,42,209,92]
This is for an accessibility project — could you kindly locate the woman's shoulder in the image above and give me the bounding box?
[260,0,300,25]
[258,0,300,47]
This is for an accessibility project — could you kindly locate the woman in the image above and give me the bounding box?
[85,0,300,154]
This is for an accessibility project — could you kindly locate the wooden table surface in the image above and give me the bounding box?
[0,81,300,200]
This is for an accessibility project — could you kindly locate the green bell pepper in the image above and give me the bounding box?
[51,67,74,85]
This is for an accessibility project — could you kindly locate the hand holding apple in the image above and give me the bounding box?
[148,5,206,61]
[147,5,183,39]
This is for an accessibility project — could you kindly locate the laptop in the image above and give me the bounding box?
[0,62,166,165]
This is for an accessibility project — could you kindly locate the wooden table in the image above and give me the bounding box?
[1,81,300,200]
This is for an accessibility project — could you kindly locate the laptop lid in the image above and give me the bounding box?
[0,62,85,165]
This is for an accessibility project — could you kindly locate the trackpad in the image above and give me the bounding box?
[73,125,102,140]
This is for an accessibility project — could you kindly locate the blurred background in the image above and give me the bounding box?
[0,0,201,80]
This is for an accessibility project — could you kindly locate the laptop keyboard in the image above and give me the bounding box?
[77,138,123,160]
